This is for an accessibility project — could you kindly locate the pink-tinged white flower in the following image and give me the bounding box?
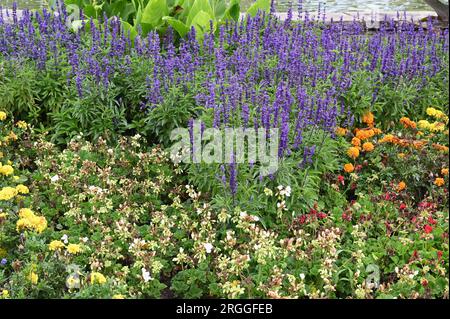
[50,175,60,182]
[61,234,69,244]
[141,268,152,282]
[204,243,213,254]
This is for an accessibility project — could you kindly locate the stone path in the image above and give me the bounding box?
[0,8,440,29]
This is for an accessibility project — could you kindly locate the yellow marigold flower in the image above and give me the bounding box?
[429,122,445,132]
[426,107,437,117]
[362,111,375,126]
[16,121,28,129]
[8,132,17,141]
[112,294,125,299]
[1,289,9,298]
[16,184,29,194]
[48,240,65,251]
[0,111,6,121]
[0,165,14,176]
[344,163,354,173]
[335,127,347,136]
[351,137,361,147]
[400,117,416,129]
[0,212,7,219]
[418,120,431,130]
[19,208,34,219]
[28,272,38,285]
[0,187,18,201]
[16,208,47,233]
[398,153,406,159]
[434,178,445,187]
[397,181,406,192]
[90,272,107,285]
[362,142,374,152]
[347,147,360,159]
[67,244,83,254]
[442,168,449,176]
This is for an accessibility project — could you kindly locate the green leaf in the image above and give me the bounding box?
[209,0,227,19]
[189,10,212,40]
[82,4,97,18]
[247,0,270,17]
[162,16,189,37]
[121,21,138,41]
[186,0,214,27]
[142,0,169,28]
[224,0,240,21]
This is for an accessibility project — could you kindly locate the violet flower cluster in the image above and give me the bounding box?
[0,1,448,193]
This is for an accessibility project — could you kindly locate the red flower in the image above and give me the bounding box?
[399,203,407,210]
[424,225,433,234]
[298,215,307,225]
[428,216,437,225]
[342,212,352,222]
[437,251,443,260]
[421,279,428,287]
[317,212,327,219]
[337,175,345,185]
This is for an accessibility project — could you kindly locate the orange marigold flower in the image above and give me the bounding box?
[344,163,355,173]
[379,134,395,143]
[412,140,427,150]
[347,147,360,159]
[400,117,417,129]
[362,111,375,126]
[434,178,445,187]
[373,128,382,135]
[395,138,409,147]
[335,127,347,136]
[351,137,361,147]
[355,129,375,140]
[432,143,449,153]
[362,142,374,152]
[397,181,406,192]
[442,168,449,176]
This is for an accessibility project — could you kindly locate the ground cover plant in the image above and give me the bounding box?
[0,1,448,299]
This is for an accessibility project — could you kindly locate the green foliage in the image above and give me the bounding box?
[61,0,269,41]
[170,263,215,298]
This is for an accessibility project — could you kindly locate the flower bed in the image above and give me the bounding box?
[0,3,448,299]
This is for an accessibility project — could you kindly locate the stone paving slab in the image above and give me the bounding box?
[0,8,440,28]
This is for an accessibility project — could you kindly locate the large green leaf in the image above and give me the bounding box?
[178,0,195,21]
[189,10,213,40]
[121,21,138,41]
[224,0,240,21]
[82,4,98,18]
[209,0,227,20]
[141,0,169,28]
[162,16,190,37]
[107,1,136,22]
[186,0,214,27]
[246,0,270,17]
